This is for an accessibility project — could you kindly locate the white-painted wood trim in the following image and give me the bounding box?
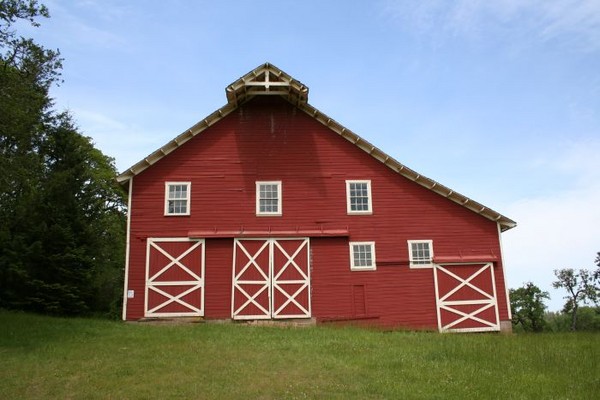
[272,239,311,319]
[440,302,497,331]
[232,239,271,319]
[432,265,443,332]
[145,237,205,318]
[144,237,151,318]
[346,180,373,215]
[147,284,203,315]
[255,181,282,216]
[148,240,203,282]
[121,177,133,320]
[489,257,501,330]
[150,281,204,286]
[497,222,512,320]
[438,264,494,302]
[349,241,377,271]
[232,238,311,320]
[306,239,312,318]
[434,263,500,333]
[164,181,191,216]
[408,240,434,269]
[443,326,500,333]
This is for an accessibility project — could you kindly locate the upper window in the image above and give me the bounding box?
[408,240,434,268]
[350,242,376,271]
[165,182,190,216]
[346,180,372,215]
[256,181,282,216]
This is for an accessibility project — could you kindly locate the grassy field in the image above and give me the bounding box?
[0,311,598,399]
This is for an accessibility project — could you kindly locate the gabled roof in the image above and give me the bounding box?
[117,62,516,231]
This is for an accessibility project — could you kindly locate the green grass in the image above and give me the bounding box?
[1,311,598,399]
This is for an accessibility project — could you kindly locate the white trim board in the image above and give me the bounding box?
[144,237,205,318]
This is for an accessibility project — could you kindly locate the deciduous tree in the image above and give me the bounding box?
[552,265,599,331]
[510,282,549,332]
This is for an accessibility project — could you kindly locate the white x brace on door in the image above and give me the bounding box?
[145,238,205,317]
[232,238,311,320]
[433,263,500,332]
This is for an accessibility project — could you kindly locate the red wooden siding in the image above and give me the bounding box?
[124,96,509,330]
[203,239,232,319]
[311,237,438,328]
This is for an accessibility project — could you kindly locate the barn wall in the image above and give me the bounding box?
[204,238,233,319]
[311,237,438,329]
[124,96,509,328]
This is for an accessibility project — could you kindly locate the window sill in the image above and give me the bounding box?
[350,266,377,271]
[409,263,434,269]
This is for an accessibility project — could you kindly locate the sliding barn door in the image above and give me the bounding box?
[232,238,310,320]
[433,263,500,332]
[145,238,205,317]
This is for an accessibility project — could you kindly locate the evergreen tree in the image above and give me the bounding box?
[0,1,126,316]
[0,0,58,310]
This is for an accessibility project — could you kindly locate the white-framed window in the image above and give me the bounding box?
[165,182,191,216]
[350,241,376,271]
[346,180,372,214]
[408,240,434,268]
[256,181,282,216]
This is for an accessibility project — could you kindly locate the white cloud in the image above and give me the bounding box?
[72,109,163,171]
[44,0,129,49]
[72,0,134,22]
[502,139,600,310]
[537,0,600,51]
[381,0,600,52]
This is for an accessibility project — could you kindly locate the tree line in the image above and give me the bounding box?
[0,0,126,317]
[510,252,600,332]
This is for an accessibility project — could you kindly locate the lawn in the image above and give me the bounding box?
[0,311,598,399]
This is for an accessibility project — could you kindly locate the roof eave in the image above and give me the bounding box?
[116,102,238,185]
[295,102,517,231]
[116,62,516,231]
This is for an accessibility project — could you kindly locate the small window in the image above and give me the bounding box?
[165,182,190,216]
[408,240,434,268]
[350,242,376,271]
[346,180,372,214]
[256,181,282,216]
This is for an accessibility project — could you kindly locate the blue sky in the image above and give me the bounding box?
[26,0,600,311]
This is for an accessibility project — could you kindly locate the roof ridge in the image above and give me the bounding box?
[117,63,516,231]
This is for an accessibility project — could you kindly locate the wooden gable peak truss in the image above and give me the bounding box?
[226,62,308,107]
[117,62,516,231]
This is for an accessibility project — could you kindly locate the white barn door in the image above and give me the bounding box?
[231,239,271,320]
[145,238,205,317]
[232,238,310,320]
[433,263,500,332]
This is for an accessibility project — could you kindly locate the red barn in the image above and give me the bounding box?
[118,63,516,333]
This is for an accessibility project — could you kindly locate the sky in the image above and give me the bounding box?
[20,0,600,311]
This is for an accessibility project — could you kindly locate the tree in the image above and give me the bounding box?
[23,113,126,315]
[593,252,600,307]
[552,264,600,331]
[0,1,126,316]
[510,282,549,332]
[0,0,60,312]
